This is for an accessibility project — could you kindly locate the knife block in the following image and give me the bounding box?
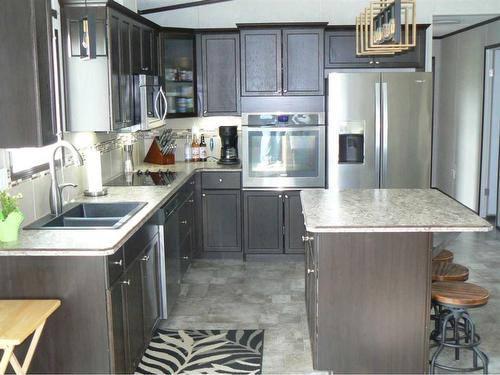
[144,139,175,165]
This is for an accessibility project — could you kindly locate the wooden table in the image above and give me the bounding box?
[0,300,60,375]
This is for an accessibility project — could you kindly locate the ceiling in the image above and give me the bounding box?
[137,0,216,12]
[433,14,499,37]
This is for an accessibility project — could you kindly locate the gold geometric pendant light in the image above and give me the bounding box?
[356,0,416,56]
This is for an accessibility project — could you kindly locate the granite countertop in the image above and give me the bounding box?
[0,161,240,256]
[300,189,493,233]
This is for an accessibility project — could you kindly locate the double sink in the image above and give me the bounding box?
[25,202,147,230]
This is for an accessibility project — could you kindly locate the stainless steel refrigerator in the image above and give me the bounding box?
[327,72,433,189]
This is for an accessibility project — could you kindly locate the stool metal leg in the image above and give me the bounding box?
[0,346,14,375]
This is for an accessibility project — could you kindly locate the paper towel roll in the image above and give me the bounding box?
[86,149,103,193]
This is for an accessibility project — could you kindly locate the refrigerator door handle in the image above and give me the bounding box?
[381,81,389,188]
[375,82,381,188]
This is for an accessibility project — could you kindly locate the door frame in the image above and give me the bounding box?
[478,43,500,223]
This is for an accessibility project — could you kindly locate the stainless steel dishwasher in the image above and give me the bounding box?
[156,194,183,318]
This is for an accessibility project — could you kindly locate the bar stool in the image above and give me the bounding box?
[432,262,469,282]
[430,282,489,374]
[433,249,454,263]
[0,300,61,375]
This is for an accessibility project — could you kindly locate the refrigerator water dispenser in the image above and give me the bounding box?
[339,122,365,163]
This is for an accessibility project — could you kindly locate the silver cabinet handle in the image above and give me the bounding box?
[285,194,289,199]
[302,235,313,242]
[283,89,288,93]
[375,60,380,65]
[202,193,206,197]
[111,259,123,266]
[141,255,150,262]
[307,269,315,274]
[203,110,207,115]
[277,88,282,94]
[121,279,130,286]
[180,220,188,225]
[188,199,194,203]
[190,181,195,185]
[182,256,189,260]
[218,178,223,182]
[278,194,282,198]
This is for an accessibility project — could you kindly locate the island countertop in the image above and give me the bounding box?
[300,189,493,233]
[0,161,240,256]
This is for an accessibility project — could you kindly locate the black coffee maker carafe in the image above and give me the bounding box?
[218,126,240,165]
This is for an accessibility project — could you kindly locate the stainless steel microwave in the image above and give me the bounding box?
[122,74,167,132]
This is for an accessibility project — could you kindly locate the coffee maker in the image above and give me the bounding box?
[218,126,240,165]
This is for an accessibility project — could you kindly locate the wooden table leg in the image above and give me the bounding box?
[0,320,46,375]
[21,321,45,374]
[0,346,14,375]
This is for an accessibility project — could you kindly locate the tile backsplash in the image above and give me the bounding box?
[0,116,240,227]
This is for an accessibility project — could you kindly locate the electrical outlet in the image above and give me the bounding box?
[0,168,8,191]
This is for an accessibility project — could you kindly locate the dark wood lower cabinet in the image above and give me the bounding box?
[0,224,161,374]
[284,191,306,253]
[202,190,242,252]
[305,232,432,373]
[243,190,305,254]
[243,191,283,254]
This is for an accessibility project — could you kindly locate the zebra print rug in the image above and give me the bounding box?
[135,329,264,374]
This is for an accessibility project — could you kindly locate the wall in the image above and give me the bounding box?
[433,20,500,211]
[141,0,500,28]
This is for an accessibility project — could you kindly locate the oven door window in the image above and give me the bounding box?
[247,128,320,178]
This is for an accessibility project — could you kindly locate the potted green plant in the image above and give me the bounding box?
[0,191,24,242]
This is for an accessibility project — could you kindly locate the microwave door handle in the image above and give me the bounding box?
[154,89,162,119]
[160,87,168,121]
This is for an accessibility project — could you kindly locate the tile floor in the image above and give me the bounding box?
[158,228,500,374]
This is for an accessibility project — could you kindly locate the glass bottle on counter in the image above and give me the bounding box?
[199,134,207,162]
[184,134,192,162]
[191,135,200,162]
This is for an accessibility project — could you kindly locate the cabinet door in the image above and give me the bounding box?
[375,27,427,69]
[109,13,122,128]
[131,23,142,73]
[305,237,318,363]
[107,282,126,374]
[165,209,181,316]
[243,191,283,254]
[123,259,144,372]
[141,28,153,73]
[284,192,305,254]
[240,29,282,96]
[201,33,241,115]
[283,28,324,95]
[152,31,159,75]
[202,190,242,252]
[119,18,133,128]
[141,238,160,342]
[0,0,57,147]
[325,29,373,68]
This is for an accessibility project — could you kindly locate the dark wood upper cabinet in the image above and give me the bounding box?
[240,28,282,96]
[282,28,324,95]
[325,26,427,70]
[240,27,324,96]
[0,0,58,147]
[141,28,153,73]
[201,33,241,116]
[131,23,142,73]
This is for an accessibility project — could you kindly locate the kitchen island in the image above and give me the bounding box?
[300,189,492,373]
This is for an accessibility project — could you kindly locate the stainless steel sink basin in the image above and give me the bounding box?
[24,202,147,230]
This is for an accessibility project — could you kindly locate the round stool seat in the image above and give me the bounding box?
[432,282,489,308]
[433,249,454,263]
[432,262,469,282]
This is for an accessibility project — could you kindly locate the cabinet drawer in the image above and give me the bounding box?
[202,172,241,189]
[107,247,124,285]
[124,224,158,267]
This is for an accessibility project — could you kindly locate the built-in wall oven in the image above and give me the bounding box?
[242,112,325,188]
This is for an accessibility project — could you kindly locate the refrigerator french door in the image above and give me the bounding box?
[327,72,432,190]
